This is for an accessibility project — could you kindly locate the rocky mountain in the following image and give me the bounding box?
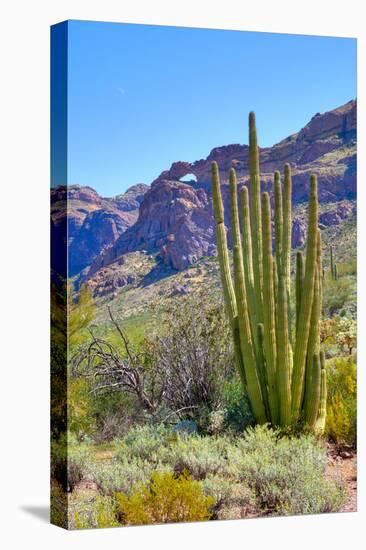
[85,100,356,282]
[51,183,149,275]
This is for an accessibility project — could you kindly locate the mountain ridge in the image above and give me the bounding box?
[50,99,356,281]
[85,99,356,277]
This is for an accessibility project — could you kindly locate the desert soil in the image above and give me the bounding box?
[326,444,357,513]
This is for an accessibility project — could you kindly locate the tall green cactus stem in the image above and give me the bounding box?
[229,169,241,255]
[273,257,278,314]
[211,162,236,323]
[211,162,245,384]
[274,171,283,280]
[295,251,304,336]
[316,351,327,433]
[233,243,266,423]
[304,264,320,418]
[291,175,319,422]
[276,219,292,425]
[305,353,321,428]
[261,192,279,424]
[240,186,258,346]
[317,230,323,316]
[249,112,263,326]
[257,323,271,419]
[283,164,293,342]
[330,245,334,279]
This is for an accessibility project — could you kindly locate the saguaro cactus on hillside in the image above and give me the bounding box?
[211,112,326,430]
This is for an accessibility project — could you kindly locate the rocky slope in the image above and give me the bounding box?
[88,199,356,320]
[85,100,356,282]
[51,183,148,275]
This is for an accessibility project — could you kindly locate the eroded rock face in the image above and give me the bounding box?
[319,203,354,226]
[68,209,136,276]
[291,218,307,249]
[51,183,149,275]
[87,180,217,273]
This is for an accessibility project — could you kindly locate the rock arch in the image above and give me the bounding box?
[179,173,197,183]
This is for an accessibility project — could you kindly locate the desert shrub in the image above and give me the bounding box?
[115,426,233,481]
[336,260,357,277]
[200,476,256,519]
[205,410,226,435]
[90,391,140,443]
[326,356,357,446]
[51,435,91,491]
[70,495,119,529]
[145,296,235,424]
[115,471,214,525]
[323,277,354,317]
[223,379,254,432]
[227,426,345,515]
[115,425,173,463]
[86,457,171,496]
[71,295,235,428]
[169,434,231,480]
[67,441,92,491]
[334,317,357,355]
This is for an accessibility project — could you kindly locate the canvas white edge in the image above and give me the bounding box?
[0,1,364,548]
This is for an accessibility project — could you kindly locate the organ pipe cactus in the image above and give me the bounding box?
[330,245,335,279]
[211,112,326,430]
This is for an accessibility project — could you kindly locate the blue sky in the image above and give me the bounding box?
[67,20,356,196]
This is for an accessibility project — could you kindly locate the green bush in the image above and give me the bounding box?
[326,356,357,446]
[200,476,256,519]
[169,435,230,480]
[90,391,140,443]
[70,495,119,529]
[115,426,232,481]
[323,277,354,317]
[144,296,235,426]
[115,425,173,463]
[223,379,255,432]
[51,435,91,491]
[68,378,95,439]
[85,457,171,496]
[336,260,357,277]
[227,426,345,515]
[68,442,92,491]
[115,471,214,525]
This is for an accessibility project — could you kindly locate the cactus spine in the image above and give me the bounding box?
[211,113,326,430]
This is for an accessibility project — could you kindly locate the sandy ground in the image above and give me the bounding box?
[326,444,357,513]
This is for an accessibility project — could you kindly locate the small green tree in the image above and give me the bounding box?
[68,284,96,347]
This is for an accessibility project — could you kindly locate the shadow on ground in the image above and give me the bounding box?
[20,506,49,523]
